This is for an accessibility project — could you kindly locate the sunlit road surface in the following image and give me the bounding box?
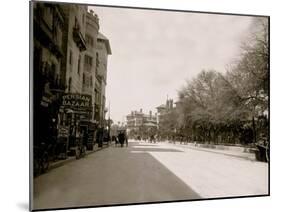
[144,141,268,198]
[33,140,268,210]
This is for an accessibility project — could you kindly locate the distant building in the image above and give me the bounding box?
[156,99,174,129]
[126,109,157,138]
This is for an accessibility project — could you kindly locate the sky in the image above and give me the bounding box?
[89,6,254,124]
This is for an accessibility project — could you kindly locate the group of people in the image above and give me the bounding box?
[135,134,157,143]
[112,130,128,147]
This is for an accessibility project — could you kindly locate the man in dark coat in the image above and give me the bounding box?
[118,131,126,147]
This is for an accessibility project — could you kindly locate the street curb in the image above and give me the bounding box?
[165,142,257,161]
[184,145,256,161]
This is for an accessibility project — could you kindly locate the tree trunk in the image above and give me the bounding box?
[252,116,256,143]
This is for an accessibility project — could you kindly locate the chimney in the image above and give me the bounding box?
[140,108,143,113]
[149,110,152,117]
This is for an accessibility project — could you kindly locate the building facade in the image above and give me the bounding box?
[126,109,157,138]
[156,99,175,138]
[60,4,88,94]
[83,10,100,121]
[156,99,174,127]
[95,32,112,126]
[33,2,65,146]
[33,2,112,155]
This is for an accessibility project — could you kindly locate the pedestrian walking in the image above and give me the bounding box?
[118,131,125,147]
[125,133,128,147]
[112,135,118,147]
[150,134,156,143]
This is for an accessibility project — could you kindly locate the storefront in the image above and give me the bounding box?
[58,93,95,155]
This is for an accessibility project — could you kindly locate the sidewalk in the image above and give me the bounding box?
[163,141,257,161]
[48,143,111,171]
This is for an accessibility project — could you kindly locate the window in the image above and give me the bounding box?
[50,63,56,84]
[83,73,85,85]
[68,77,72,92]
[96,52,99,67]
[42,6,53,29]
[78,54,81,74]
[95,52,99,75]
[84,55,92,66]
[69,50,72,65]
[85,34,94,47]
[55,27,62,47]
[90,76,93,87]
[51,63,56,75]
[74,17,79,29]
[94,89,98,103]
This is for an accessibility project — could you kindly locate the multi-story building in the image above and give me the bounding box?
[126,109,144,131]
[33,2,112,152]
[60,6,111,127]
[83,10,100,121]
[60,4,88,94]
[156,99,174,128]
[126,109,157,138]
[33,2,65,145]
[156,99,174,138]
[94,32,111,126]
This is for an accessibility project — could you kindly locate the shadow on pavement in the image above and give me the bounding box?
[33,140,201,210]
[130,147,183,153]
[132,143,168,147]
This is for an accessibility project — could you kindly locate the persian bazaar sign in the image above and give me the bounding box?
[62,94,92,111]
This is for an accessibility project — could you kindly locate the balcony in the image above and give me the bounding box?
[73,26,87,52]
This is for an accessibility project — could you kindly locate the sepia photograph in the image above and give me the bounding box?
[30,1,269,211]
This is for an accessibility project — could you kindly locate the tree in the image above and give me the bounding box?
[227,17,269,142]
[176,17,269,145]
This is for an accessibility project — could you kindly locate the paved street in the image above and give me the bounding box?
[33,140,268,210]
